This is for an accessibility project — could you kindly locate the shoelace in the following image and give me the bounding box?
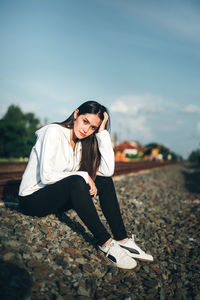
[105,241,126,259]
[131,234,136,242]
[125,234,138,246]
[128,235,144,254]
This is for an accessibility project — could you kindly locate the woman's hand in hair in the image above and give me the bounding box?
[88,175,97,197]
[98,112,109,133]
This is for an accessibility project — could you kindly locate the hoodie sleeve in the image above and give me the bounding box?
[95,130,115,176]
[38,126,88,184]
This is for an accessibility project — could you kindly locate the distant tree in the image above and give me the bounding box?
[188,149,200,164]
[143,143,181,161]
[0,105,40,158]
[24,112,41,152]
[159,146,170,160]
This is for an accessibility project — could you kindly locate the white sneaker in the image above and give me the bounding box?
[118,235,153,261]
[99,239,137,269]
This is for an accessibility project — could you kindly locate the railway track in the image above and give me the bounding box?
[0,161,177,199]
[113,160,176,176]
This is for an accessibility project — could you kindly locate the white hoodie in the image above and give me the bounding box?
[19,124,115,196]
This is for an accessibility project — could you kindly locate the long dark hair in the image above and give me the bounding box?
[57,101,110,180]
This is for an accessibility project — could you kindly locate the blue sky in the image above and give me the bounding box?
[1,0,200,158]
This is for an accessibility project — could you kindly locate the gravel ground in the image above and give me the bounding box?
[0,163,199,300]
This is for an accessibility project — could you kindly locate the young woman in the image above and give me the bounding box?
[19,101,153,269]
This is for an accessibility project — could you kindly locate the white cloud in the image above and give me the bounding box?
[110,94,165,115]
[176,120,183,126]
[114,113,153,143]
[115,0,200,46]
[181,104,200,114]
[152,3,200,46]
[197,122,200,135]
[110,93,165,143]
[110,101,129,113]
[162,4,200,46]
[127,115,153,140]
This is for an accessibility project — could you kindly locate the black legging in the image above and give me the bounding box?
[19,175,127,245]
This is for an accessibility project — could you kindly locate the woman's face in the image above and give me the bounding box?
[73,110,102,140]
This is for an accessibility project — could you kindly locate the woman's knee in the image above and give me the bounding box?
[65,175,89,191]
[95,176,113,187]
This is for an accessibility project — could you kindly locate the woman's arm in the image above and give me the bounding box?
[98,111,109,133]
[96,112,115,176]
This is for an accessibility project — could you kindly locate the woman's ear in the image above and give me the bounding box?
[73,109,79,120]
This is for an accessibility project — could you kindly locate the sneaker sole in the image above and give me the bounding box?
[107,257,137,269]
[133,256,153,262]
[128,255,153,262]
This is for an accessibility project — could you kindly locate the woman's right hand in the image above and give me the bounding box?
[98,112,109,132]
[88,175,97,197]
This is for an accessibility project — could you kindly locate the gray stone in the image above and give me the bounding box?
[0,163,199,299]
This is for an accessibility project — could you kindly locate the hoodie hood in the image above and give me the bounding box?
[35,125,49,138]
[35,124,71,142]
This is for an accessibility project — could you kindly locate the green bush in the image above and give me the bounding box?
[0,105,40,158]
[188,149,200,163]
